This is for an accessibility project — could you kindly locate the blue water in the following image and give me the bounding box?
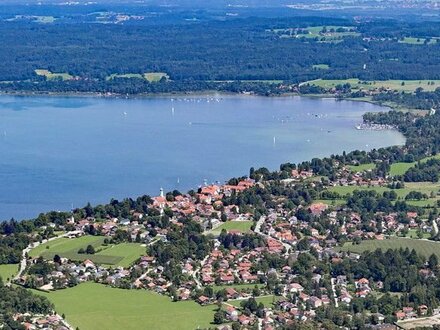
[0,94,404,220]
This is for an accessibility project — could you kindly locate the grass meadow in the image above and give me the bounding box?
[306,79,440,92]
[208,221,254,236]
[0,264,19,281]
[29,236,145,267]
[338,237,440,258]
[34,282,217,330]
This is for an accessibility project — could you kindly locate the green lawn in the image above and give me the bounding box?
[338,237,440,258]
[228,295,283,308]
[35,69,73,81]
[0,264,19,281]
[208,221,254,236]
[29,236,144,267]
[348,163,376,172]
[212,283,265,292]
[305,79,440,93]
[34,282,216,330]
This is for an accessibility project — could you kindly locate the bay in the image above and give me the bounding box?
[0,94,404,220]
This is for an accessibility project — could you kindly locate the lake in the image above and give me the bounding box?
[0,94,404,220]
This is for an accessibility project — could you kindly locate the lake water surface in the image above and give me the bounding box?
[0,94,405,220]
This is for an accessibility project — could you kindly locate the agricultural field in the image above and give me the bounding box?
[106,72,169,82]
[144,72,169,82]
[34,282,217,330]
[338,237,440,259]
[389,155,440,176]
[35,69,73,81]
[96,243,146,268]
[208,221,254,236]
[29,236,145,267]
[328,182,440,199]
[398,37,438,45]
[305,79,440,92]
[0,264,19,281]
[297,26,359,42]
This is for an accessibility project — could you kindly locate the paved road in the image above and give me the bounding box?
[254,216,291,255]
[12,232,76,330]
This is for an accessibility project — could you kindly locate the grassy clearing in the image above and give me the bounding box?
[305,79,440,93]
[390,155,440,176]
[348,163,376,172]
[107,73,144,80]
[34,282,216,330]
[406,229,431,239]
[208,221,254,236]
[298,26,359,41]
[398,37,438,45]
[96,243,145,268]
[228,295,282,308]
[338,237,440,258]
[312,64,329,70]
[328,182,440,199]
[144,72,169,82]
[106,72,169,83]
[0,264,19,281]
[212,283,265,292]
[35,69,73,81]
[29,236,144,267]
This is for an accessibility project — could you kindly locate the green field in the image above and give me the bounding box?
[338,237,440,258]
[228,295,282,308]
[29,236,145,267]
[0,264,19,281]
[144,72,169,82]
[348,163,376,172]
[34,282,216,330]
[297,26,359,42]
[106,72,169,83]
[328,182,440,200]
[312,64,330,70]
[212,283,265,292]
[305,79,440,93]
[107,73,144,80]
[35,69,73,81]
[390,155,440,176]
[96,243,146,268]
[398,37,438,45]
[208,221,254,236]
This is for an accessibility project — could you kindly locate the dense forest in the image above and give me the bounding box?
[0,16,438,95]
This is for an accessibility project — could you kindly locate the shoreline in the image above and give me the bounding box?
[0,89,401,112]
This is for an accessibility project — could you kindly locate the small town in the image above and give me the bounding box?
[7,154,440,330]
